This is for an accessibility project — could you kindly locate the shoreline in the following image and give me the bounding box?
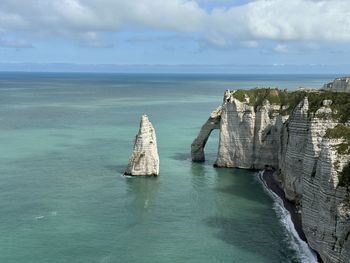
[260,170,306,241]
[259,169,323,263]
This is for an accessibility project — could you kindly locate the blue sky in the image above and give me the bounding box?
[0,0,350,73]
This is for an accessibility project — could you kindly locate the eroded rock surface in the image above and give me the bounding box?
[125,114,159,176]
[192,87,350,263]
[215,90,284,169]
[302,139,350,263]
[191,106,221,162]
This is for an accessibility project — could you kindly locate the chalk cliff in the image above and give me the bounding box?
[125,114,159,176]
[214,89,284,169]
[192,87,350,263]
[323,76,350,93]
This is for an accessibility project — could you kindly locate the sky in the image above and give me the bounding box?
[0,0,350,73]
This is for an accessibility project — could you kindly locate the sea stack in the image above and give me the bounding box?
[124,114,159,176]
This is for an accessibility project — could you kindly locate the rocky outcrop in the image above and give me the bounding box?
[279,97,311,201]
[191,106,221,162]
[192,88,350,263]
[302,139,350,263]
[213,90,284,169]
[281,98,350,262]
[124,114,159,176]
[215,94,255,168]
[323,77,350,93]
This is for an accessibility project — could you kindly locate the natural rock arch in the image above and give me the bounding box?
[191,106,221,162]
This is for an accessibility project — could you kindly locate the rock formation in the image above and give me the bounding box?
[214,90,283,169]
[192,87,350,263]
[323,76,350,93]
[191,106,221,162]
[124,114,159,176]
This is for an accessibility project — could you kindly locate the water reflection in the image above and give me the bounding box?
[204,216,298,263]
[124,176,160,212]
[213,168,268,205]
[171,152,190,161]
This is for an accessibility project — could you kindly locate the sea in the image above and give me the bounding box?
[0,73,337,263]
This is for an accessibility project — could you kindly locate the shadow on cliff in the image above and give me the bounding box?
[204,216,297,261]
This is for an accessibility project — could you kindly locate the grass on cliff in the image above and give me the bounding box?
[325,124,350,155]
[338,162,350,187]
[231,88,350,122]
[232,88,284,106]
[325,125,350,141]
[232,88,350,157]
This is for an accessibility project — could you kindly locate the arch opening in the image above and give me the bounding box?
[191,111,221,162]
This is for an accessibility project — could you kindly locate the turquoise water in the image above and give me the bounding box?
[0,73,334,263]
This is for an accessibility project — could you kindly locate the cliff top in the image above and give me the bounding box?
[229,88,350,123]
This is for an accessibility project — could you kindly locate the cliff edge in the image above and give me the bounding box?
[192,83,350,263]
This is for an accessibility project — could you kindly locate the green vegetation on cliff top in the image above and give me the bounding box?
[231,88,350,123]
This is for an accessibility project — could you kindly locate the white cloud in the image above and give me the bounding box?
[274,44,288,53]
[0,0,349,48]
[205,0,350,45]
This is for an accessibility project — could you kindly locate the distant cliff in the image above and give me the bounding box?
[192,82,350,263]
[323,77,350,93]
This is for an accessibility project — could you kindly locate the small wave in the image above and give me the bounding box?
[50,211,57,216]
[35,215,45,220]
[144,199,149,209]
[99,255,112,263]
[120,174,134,179]
[257,171,318,263]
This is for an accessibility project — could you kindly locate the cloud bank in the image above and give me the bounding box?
[0,0,349,48]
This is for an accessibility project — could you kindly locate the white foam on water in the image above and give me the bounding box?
[99,255,112,263]
[50,211,57,216]
[120,174,134,179]
[35,215,44,220]
[257,172,318,263]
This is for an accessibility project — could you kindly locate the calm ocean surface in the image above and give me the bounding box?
[0,73,336,263]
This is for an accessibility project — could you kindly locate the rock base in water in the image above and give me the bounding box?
[124,114,160,176]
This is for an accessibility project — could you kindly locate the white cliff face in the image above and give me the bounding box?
[192,89,350,263]
[280,97,310,201]
[279,98,350,262]
[323,77,350,93]
[253,100,283,169]
[302,139,350,263]
[215,91,284,169]
[215,97,255,168]
[124,115,159,176]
